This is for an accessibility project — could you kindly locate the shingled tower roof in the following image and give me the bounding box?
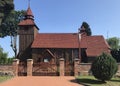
[25,6,34,19]
[18,6,35,26]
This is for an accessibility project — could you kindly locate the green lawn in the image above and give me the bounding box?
[0,76,13,83]
[76,76,120,86]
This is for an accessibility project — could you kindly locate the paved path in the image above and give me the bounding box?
[0,76,83,86]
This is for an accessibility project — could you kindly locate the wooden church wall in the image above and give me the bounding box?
[18,26,37,61]
[32,48,79,64]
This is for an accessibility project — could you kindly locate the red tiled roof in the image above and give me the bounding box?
[86,48,110,57]
[86,36,110,49]
[86,36,110,57]
[32,33,79,48]
[18,19,35,26]
[31,33,110,57]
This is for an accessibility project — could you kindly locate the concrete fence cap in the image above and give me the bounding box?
[59,58,64,61]
[27,59,33,61]
[74,58,80,61]
[13,59,19,64]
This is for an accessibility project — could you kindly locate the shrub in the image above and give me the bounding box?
[91,52,118,82]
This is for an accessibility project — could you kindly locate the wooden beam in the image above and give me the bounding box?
[46,49,55,58]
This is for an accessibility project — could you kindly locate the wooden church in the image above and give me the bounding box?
[16,5,111,76]
[18,6,110,64]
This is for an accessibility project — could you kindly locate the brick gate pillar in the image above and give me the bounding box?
[74,58,80,76]
[27,59,33,76]
[13,59,19,76]
[59,58,64,76]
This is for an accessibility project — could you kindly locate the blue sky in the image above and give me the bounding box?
[0,0,120,57]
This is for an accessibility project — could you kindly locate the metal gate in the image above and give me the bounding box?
[32,62,59,76]
[65,61,74,76]
[18,62,27,76]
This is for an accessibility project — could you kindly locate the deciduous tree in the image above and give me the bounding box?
[107,37,120,50]
[0,10,25,57]
[107,37,120,62]
[0,0,14,25]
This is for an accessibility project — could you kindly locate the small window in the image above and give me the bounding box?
[43,57,51,62]
[44,58,49,62]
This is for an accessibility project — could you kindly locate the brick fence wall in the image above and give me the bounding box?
[77,63,91,75]
[0,65,13,72]
[0,61,120,76]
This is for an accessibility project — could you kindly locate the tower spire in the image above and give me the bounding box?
[24,0,34,20]
[28,0,30,7]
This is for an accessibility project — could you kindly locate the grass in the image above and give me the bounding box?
[0,76,13,83]
[76,76,120,86]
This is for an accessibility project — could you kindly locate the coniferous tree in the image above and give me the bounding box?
[81,22,92,36]
[91,52,118,82]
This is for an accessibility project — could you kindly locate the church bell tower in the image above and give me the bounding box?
[18,5,39,61]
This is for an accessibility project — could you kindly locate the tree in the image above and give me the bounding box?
[0,0,14,25]
[0,46,14,64]
[91,52,118,82]
[7,57,14,64]
[0,10,25,37]
[107,37,120,62]
[107,37,120,50]
[0,46,8,64]
[0,0,25,57]
[0,10,25,57]
[81,22,92,36]
[111,49,120,62]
